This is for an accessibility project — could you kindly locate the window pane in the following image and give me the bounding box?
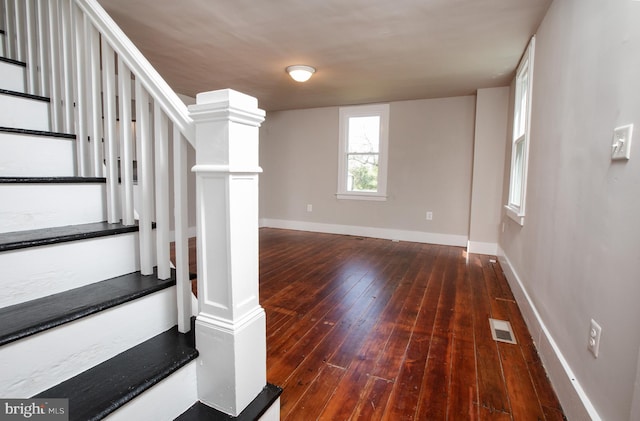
[348,116,380,153]
[510,138,525,207]
[514,65,528,139]
[347,154,378,192]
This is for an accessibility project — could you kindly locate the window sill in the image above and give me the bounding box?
[505,205,525,226]
[336,193,387,202]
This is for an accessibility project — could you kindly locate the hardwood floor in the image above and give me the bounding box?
[175,228,565,420]
[258,228,565,421]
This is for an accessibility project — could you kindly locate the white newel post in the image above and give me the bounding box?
[189,89,268,417]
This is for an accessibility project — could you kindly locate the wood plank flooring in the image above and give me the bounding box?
[258,228,565,421]
[173,228,565,420]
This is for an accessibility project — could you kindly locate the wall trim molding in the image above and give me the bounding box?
[497,250,601,421]
[260,218,468,247]
[467,240,498,256]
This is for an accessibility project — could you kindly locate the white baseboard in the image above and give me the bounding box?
[497,252,601,421]
[467,240,498,256]
[260,218,467,247]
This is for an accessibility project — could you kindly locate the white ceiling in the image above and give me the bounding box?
[98,0,552,111]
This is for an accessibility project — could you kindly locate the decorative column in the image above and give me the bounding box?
[188,89,267,416]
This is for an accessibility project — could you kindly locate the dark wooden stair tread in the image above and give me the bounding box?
[0,221,140,252]
[34,325,198,421]
[0,88,50,102]
[0,126,76,139]
[0,56,26,67]
[0,176,105,183]
[176,384,283,421]
[0,268,175,346]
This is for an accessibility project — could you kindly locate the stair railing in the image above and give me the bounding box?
[1,0,194,333]
[2,1,271,414]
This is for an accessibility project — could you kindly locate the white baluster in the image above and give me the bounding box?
[13,0,24,62]
[24,0,38,95]
[118,63,135,225]
[88,23,102,175]
[102,40,119,223]
[173,124,191,333]
[35,0,50,98]
[3,0,15,59]
[47,0,62,132]
[71,3,87,176]
[59,0,73,132]
[72,0,194,144]
[154,106,170,279]
[135,79,154,275]
[0,2,3,56]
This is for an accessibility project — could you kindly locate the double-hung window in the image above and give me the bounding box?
[337,103,390,201]
[506,36,535,225]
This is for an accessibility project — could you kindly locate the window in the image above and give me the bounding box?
[337,103,389,200]
[506,36,535,225]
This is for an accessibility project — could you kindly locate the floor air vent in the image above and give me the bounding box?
[489,318,517,344]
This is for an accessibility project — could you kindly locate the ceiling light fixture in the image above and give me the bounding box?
[286,65,316,82]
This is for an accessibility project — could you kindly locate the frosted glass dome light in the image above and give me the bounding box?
[286,65,316,82]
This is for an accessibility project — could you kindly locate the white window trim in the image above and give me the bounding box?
[336,103,390,201]
[505,36,535,226]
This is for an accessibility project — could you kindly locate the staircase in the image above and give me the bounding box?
[0,21,201,421]
[0,1,279,420]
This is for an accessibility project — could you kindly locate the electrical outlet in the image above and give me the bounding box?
[587,319,602,358]
[306,204,313,212]
[426,211,433,220]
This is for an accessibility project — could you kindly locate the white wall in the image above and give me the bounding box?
[468,87,509,255]
[499,0,640,419]
[259,96,477,245]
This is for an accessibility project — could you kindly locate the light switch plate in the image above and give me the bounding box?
[612,124,633,160]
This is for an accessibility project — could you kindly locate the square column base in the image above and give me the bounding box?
[195,308,267,416]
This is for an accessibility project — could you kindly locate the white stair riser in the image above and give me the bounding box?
[0,232,142,307]
[0,287,178,397]
[0,183,106,233]
[0,60,26,92]
[0,93,49,131]
[0,132,76,177]
[104,362,197,421]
